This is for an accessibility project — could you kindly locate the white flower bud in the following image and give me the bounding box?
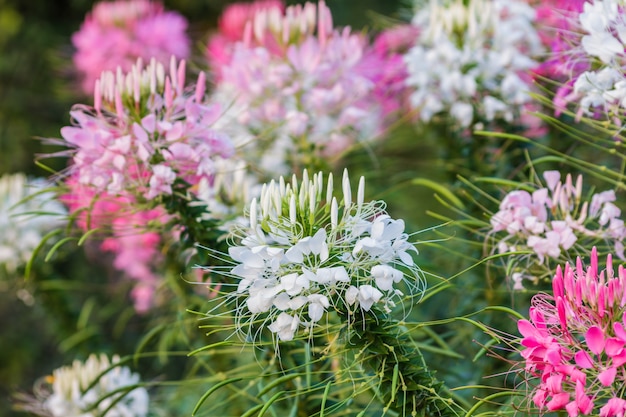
[342,169,351,208]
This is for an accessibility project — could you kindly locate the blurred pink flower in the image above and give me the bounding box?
[359,25,419,120]
[73,0,189,94]
[531,0,588,115]
[63,179,167,313]
[206,0,284,77]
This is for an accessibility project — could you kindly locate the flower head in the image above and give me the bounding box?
[404,0,543,130]
[223,170,423,341]
[29,354,148,417]
[517,247,626,416]
[0,173,66,273]
[72,0,189,93]
[532,0,587,81]
[209,1,388,177]
[61,56,234,202]
[489,170,626,288]
[56,57,238,312]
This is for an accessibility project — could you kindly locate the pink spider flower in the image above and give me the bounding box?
[489,171,626,289]
[72,0,190,94]
[210,1,387,177]
[57,57,236,312]
[61,56,234,202]
[528,0,590,116]
[518,247,626,416]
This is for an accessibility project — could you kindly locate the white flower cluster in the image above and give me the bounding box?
[573,0,626,117]
[404,0,542,128]
[0,173,66,273]
[227,170,423,341]
[43,354,149,417]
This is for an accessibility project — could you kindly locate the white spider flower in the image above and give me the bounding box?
[404,0,542,128]
[224,170,424,342]
[0,173,66,273]
[569,0,626,118]
[40,354,148,417]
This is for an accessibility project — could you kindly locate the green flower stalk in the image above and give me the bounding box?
[208,169,461,415]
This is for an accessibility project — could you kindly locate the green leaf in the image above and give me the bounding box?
[192,378,244,416]
[412,178,464,209]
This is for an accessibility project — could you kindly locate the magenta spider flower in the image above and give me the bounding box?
[532,0,587,80]
[72,0,190,94]
[518,247,626,417]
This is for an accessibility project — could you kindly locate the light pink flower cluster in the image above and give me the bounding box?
[62,57,234,201]
[209,0,387,176]
[59,57,235,312]
[72,0,189,94]
[518,247,626,417]
[490,171,626,288]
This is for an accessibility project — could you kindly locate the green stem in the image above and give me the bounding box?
[344,313,464,417]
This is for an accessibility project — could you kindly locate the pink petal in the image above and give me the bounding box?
[600,397,626,417]
[611,351,626,367]
[565,401,579,417]
[586,326,605,355]
[546,374,564,393]
[518,319,538,339]
[605,337,624,357]
[553,269,564,298]
[575,380,594,415]
[598,367,617,386]
[575,350,594,368]
[547,392,571,411]
[533,389,548,408]
[557,297,568,330]
[546,344,563,365]
[614,321,626,341]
